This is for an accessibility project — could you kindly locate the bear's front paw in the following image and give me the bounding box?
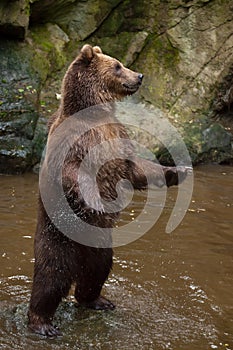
[164,166,191,187]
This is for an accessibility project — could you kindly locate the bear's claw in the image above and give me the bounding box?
[28,322,62,337]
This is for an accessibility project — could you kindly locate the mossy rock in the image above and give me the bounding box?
[30,23,70,72]
[135,34,180,109]
[0,136,33,173]
[0,21,71,173]
[30,0,121,40]
[89,31,148,66]
[0,0,30,39]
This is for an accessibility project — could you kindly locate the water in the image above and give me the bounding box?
[0,166,232,350]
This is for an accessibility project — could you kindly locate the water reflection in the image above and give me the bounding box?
[0,166,232,349]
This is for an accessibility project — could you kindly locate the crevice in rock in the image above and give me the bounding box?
[82,0,125,41]
[194,16,233,32]
[211,64,233,133]
[159,2,208,35]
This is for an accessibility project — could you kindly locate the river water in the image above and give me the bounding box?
[0,165,232,350]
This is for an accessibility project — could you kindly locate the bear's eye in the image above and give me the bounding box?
[115,63,121,72]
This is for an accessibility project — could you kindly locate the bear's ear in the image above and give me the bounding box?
[80,44,95,64]
[93,46,102,54]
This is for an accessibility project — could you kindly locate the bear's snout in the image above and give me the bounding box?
[121,71,144,95]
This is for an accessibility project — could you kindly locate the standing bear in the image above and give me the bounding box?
[28,44,188,336]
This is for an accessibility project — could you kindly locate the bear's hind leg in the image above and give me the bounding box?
[28,268,72,337]
[74,248,115,310]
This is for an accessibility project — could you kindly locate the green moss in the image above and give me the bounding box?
[0,112,8,120]
[93,0,127,37]
[133,33,181,109]
[30,26,54,52]
[30,24,68,74]
[147,35,180,70]
[24,0,31,17]
[89,32,136,63]
[30,50,50,83]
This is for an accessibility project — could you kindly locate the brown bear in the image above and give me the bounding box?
[28,44,188,337]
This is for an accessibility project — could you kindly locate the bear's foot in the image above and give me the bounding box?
[81,296,115,310]
[28,312,61,337]
[28,322,61,337]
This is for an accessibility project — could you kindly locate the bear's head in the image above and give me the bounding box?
[61,44,144,115]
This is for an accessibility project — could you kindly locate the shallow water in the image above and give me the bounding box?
[0,165,233,350]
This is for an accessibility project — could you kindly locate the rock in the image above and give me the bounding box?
[30,0,77,24]
[200,124,233,163]
[30,0,122,40]
[116,100,233,166]
[0,0,30,39]
[0,21,70,173]
[30,23,70,71]
[0,136,33,174]
[90,31,149,66]
[134,0,233,120]
[0,40,39,173]
[203,124,232,151]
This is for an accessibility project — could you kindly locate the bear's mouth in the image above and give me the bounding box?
[122,83,139,93]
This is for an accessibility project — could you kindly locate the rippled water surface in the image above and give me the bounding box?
[0,165,233,350]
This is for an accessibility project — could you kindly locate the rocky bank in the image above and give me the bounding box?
[0,0,233,173]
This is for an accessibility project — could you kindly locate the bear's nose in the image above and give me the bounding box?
[138,74,144,84]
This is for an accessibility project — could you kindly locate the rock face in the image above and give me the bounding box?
[0,41,38,173]
[0,0,30,39]
[0,0,233,173]
[0,23,70,173]
[136,0,233,118]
